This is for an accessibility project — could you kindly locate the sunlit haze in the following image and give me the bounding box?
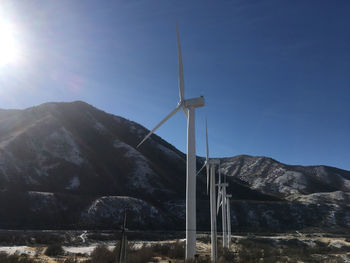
[0,20,19,66]
[0,0,349,170]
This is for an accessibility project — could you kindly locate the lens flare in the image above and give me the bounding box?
[0,21,19,66]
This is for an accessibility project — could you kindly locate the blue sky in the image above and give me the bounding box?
[0,0,349,170]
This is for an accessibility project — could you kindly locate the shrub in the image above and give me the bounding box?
[150,240,185,260]
[152,243,171,257]
[0,253,35,263]
[185,255,211,263]
[90,243,154,263]
[63,256,78,263]
[127,245,153,263]
[170,240,185,259]
[90,245,115,263]
[218,248,235,263]
[45,243,64,256]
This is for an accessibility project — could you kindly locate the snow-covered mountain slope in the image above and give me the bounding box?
[0,101,349,231]
[220,155,350,198]
[287,191,350,207]
[81,196,166,229]
[0,101,187,199]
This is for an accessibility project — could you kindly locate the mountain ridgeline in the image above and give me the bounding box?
[0,101,349,231]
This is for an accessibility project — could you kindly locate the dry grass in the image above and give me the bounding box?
[0,252,35,263]
[44,243,64,257]
[1,233,350,263]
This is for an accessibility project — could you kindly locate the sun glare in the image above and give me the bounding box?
[0,20,19,66]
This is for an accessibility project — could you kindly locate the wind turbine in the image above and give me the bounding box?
[226,194,232,249]
[137,25,205,260]
[197,121,219,262]
[217,167,228,248]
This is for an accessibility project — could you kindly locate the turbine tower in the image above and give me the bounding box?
[217,168,228,248]
[226,194,232,249]
[137,24,205,260]
[197,121,219,262]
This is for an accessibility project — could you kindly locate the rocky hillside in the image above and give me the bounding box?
[220,156,350,230]
[221,155,350,198]
[0,101,349,231]
[0,101,203,229]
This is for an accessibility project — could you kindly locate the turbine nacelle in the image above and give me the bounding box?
[183,96,205,109]
[208,159,220,166]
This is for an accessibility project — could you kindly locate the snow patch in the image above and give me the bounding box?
[327,209,337,226]
[329,241,348,249]
[289,191,350,206]
[66,176,80,190]
[273,171,307,195]
[0,246,35,256]
[63,245,99,255]
[343,178,350,191]
[28,191,54,196]
[93,121,107,132]
[83,196,164,225]
[47,127,84,165]
[129,123,145,138]
[113,140,155,192]
[87,112,108,134]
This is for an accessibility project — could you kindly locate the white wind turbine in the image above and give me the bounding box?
[226,194,232,249]
[217,167,228,248]
[137,25,205,260]
[197,120,219,262]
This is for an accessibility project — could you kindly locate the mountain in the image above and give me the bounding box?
[0,101,349,231]
[220,156,350,231]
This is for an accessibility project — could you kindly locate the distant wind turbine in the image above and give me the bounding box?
[226,194,232,249]
[217,168,228,248]
[137,24,205,260]
[197,120,219,262]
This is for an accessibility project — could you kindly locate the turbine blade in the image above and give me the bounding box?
[176,23,185,102]
[196,162,206,176]
[137,105,181,148]
[217,191,221,214]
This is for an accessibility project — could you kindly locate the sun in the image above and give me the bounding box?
[0,21,19,66]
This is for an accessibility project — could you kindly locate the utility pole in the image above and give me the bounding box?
[118,209,128,263]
